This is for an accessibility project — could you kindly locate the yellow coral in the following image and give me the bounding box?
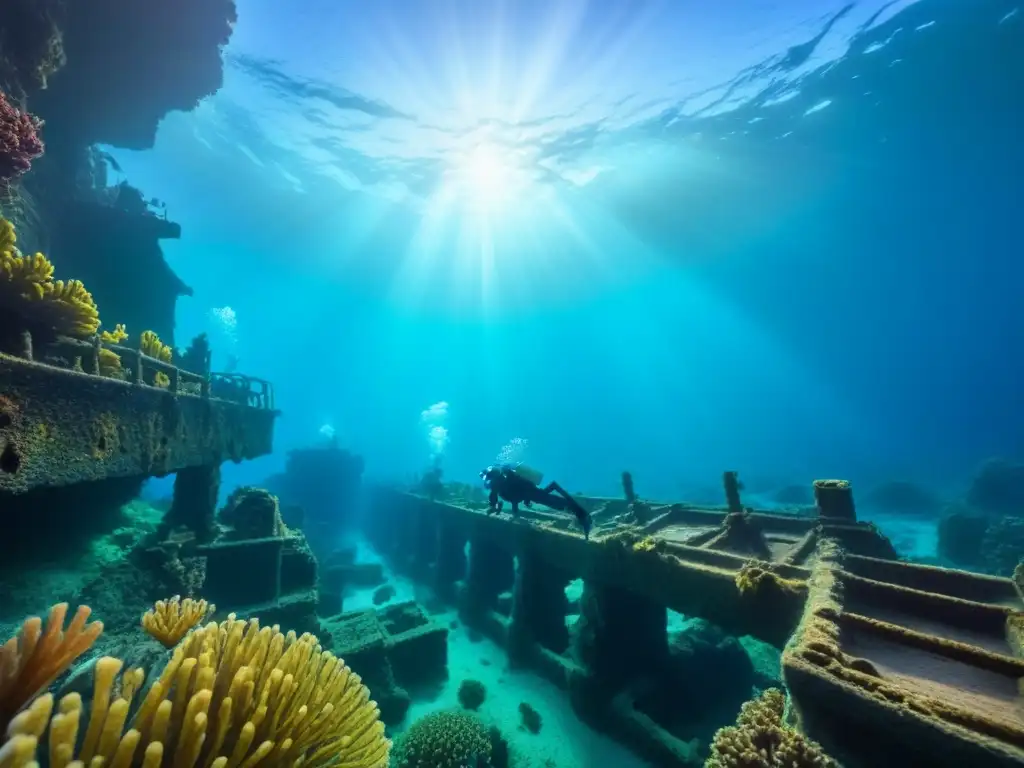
[154,371,170,389]
[101,323,129,344]
[0,217,101,339]
[0,603,103,732]
[38,279,100,337]
[141,596,214,648]
[98,347,124,379]
[705,688,835,767]
[0,250,54,300]
[2,615,391,768]
[0,217,14,254]
[140,330,172,362]
[632,536,659,553]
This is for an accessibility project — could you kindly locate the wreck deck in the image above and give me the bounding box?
[369,487,1024,767]
[0,351,278,493]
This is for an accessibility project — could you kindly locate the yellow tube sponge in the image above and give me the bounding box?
[0,248,55,304]
[0,217,14,254]
[0,603,103,732]
[38,279,100,337]
[3,615,391,768]
[101,323,129,344]
[139,330,172,362]
[141,596,215,649]
[0,216,101,339]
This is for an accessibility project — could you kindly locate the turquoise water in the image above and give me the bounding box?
[123,0,1022,511]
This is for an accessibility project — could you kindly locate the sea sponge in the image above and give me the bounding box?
[705,688,835,767]
[2,614,390,768]
[0,217,101,338]
[98,347,124,379]
[141,595,215,648]
[96,325,130,378]
[392,710,493,768]
[0,603,103,731]
[37,279,100,337]
[100,323,128,344]
[457,678,486,711]
[140,329,172,362]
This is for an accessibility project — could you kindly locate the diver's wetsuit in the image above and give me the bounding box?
[481,466,592,538]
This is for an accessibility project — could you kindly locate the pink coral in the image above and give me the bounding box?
[0,90,44,185]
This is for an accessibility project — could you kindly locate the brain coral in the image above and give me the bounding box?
[393,710,494,768]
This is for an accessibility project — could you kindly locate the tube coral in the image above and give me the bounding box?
[0,603,103,732]
[2,614,390,768]
[0,90,44,186]
[141,596,215,648]
[0,216,101,338]
[140,330,172,362]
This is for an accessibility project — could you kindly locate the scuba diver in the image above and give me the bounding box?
[480,464,593,539]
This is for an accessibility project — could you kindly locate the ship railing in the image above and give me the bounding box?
[28,334,277,411]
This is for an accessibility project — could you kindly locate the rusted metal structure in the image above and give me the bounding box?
[366,477,1024,767]
[0,333,279,541]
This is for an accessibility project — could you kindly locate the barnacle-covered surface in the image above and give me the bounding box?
[0,353,277,493]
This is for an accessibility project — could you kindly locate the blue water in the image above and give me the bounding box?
[125,0,1023,506]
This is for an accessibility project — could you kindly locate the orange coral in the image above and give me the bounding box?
[0,603,102,731]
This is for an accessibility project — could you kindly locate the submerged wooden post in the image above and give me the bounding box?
[814,479,856,521]
[171,365,180,394]
[723,470,743,513]
[134,349,143,384]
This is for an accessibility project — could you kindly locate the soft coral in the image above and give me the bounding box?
[0,89,44,186]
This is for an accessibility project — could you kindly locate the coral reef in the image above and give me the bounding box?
[2,613,391,768]
[392,710,494,768]
[458,678,487,711]
[705,688,835,767]
[140,595,214,648]
[0,603,102,731]
[0,89,43,187]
